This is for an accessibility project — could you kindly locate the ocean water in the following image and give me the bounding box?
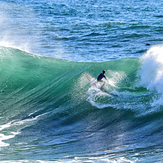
[0,0,163,162]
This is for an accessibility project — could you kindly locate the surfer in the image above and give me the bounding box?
[97,70,107,89]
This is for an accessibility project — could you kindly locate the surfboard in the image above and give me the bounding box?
[85,73,107,93]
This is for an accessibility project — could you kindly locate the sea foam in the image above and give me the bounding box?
[140,44,163,106]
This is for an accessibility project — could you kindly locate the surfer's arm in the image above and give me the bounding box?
[104,75,107,80]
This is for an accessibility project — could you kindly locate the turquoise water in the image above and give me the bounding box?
[0,0,163,162]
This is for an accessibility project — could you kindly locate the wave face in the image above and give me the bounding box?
[1,46,163,162]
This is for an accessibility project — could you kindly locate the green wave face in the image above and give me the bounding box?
[0,46,158,117]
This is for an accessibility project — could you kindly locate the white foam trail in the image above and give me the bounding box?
[0,122,20,147]
[0,111,48,147]
[87,87,114,109]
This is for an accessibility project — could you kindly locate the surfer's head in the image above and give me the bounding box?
[103,70,106,74]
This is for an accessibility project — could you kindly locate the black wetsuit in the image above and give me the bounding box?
[97,73,106,81]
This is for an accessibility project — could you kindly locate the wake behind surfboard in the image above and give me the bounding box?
[85,73,107,93]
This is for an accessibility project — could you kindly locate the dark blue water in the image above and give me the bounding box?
[0,0,163,162]
[1,0,163,61]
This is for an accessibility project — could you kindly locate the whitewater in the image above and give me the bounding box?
[0,0,163,162]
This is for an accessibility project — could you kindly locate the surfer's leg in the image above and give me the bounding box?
[101,81,105,89]
[98,80,105,89]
